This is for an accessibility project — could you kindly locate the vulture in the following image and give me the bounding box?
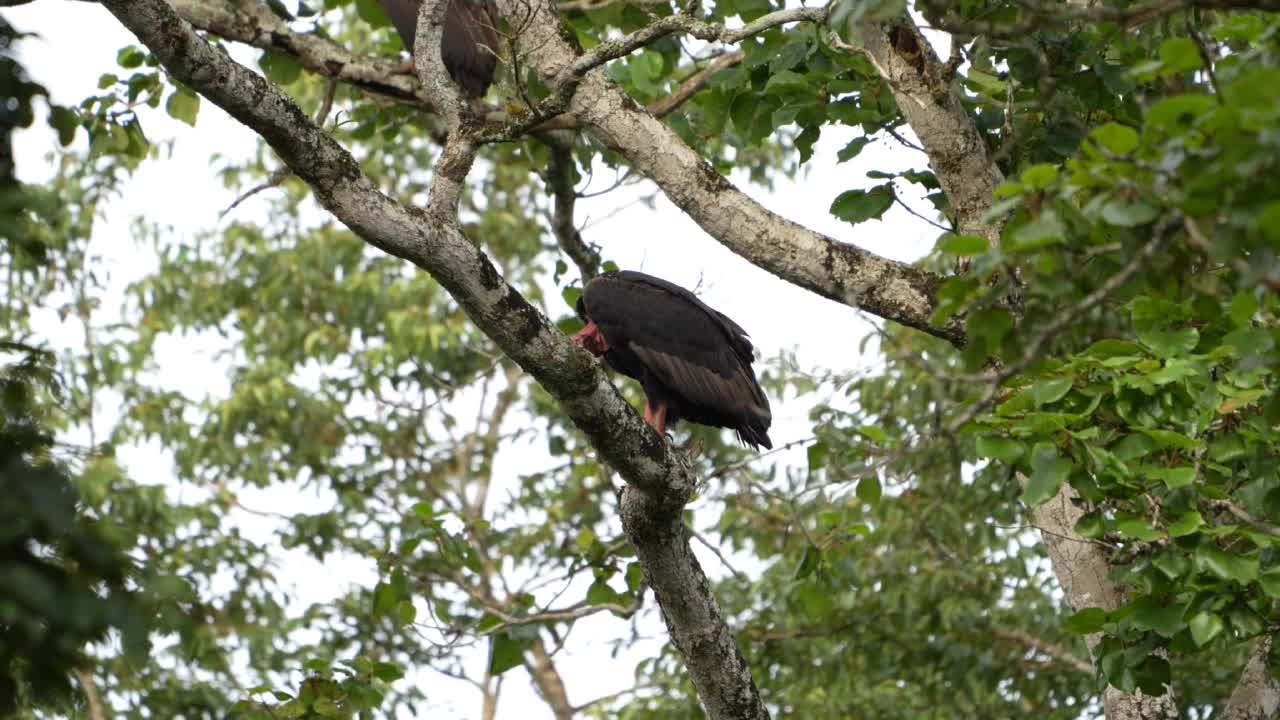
[375,0,500,98]
[572,270,773,450]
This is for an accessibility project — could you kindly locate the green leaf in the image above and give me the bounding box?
[1137,428,1199,451]
[372,581,397,618]
[1145,94,1215,130]
[794,544,820,580]
[1063,607,1108,634]
[1145,466,1197,490]
[807,441,828,474]
[1138,328,1199,357]
[1022,445,1071,507]
[765,70,808,93]
[355,0,391,25]
[48,106,78,147]
[562,286,582,310]
[1258,569,1280,599]
[976,435,1024,463]
[1168,511,1204,537]
[1116,518,1162,542]
[1194,546,1259,584]
[836,137,872,163]
[856,425,888,444]
[625,562,645,594]
[586,579,622,606]
[1129,598,1186,638]
[260,50,304,87]
[396,599,416,625]
[1091,122,1140,155]
[1086,340,1145,359]
[830,185,894,225]
[488,633,527,676]
[1153,549,1190,579]
[1031,378,1073,407]
[856,475,881,505]
[1188,611,1224,647]
[1020,163,1059,189]
[165,88,200,127]
[1101,200,1160,227]
[1006,212,1065,252]
[117,46,147,69]
[373,661,405,682]
[1158,37,1203,73]
[938,234,989,257]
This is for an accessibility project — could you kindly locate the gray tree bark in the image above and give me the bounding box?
[88,1,1277,718]
[95,1,766,717]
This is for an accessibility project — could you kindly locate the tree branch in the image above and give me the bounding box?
[168,0,435,108]
[647,51,744,119]
[545,144,601,281]
[1223,635,1280,720]
[621,488,770,719]
[497,0,961,346]
[855,18,1003,244]
[97,3,767,718]
[527,638,575,720]
[852,11,1179,718]
[991,625,1093,675]
[920,0,1280,37]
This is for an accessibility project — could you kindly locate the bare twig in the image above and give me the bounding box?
[1208,499,1280,539]
[219,78,338,219]
[72,668,107,720]
[546,145,602,281]
[992,626,1096,675]
[707,436,816,480]
[689,527,748,583]
[648,51,744,118]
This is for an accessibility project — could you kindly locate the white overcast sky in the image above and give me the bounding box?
[8,1,942,716]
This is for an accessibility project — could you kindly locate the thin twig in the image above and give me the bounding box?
[707,436,816,480]
[72,668,107,720]
[219,78,338,219]
[647,50,744,118]
[1209,499,1280,539]
[689,527,748,583]
[991,626,1093,674]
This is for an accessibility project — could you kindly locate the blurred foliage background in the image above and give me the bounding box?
[3,0,1280,717]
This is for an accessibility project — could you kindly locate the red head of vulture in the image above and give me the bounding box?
[572,270,773,450]
[375,0,500,98]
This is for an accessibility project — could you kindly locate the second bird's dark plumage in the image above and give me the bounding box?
[375,0,500,98]
[573,270,773,450]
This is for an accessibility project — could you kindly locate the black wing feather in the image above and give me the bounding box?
[582,272,771,447]
[375,0,498,98]
[442,0,499,97]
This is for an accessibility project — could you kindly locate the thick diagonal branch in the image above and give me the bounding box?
[494,0,961,346]
[1223,636,1280,720]
[168,0,433,107]
[855,20,1002,243]
[98,2,769,718]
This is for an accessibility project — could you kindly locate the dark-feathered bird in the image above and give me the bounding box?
[572,270,773,450]
[375,0,500,98]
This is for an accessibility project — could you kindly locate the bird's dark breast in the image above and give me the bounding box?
[585,272,773,449]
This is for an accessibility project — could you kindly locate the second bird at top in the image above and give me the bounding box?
[375,0,500,98]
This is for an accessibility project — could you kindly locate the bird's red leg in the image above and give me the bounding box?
[643,402,653,427]
[653,403,668,437]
